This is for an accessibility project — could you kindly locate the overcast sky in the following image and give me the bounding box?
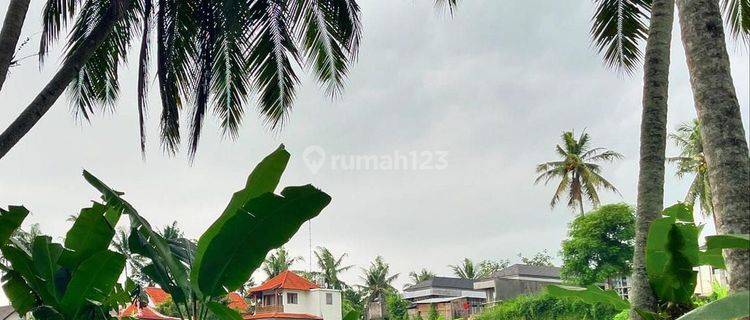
[1,0,748,305]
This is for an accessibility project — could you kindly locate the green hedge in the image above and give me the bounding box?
[474,293,620,320]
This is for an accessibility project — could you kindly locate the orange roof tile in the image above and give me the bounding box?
[145,287,171,305]
[119,304,180,320]
[249,271,319,293]
[227,292,249,310]
[244,313,323,320]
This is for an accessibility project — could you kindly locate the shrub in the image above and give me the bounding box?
[474,293,619,320]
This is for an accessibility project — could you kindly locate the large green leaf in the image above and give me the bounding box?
[83,170,191,304]
[0,206,29,246]
[31,236,64,303]
[31,306,64,320]
[646,217,699,304]
[60,250,125,318]
[677,290,749,320]
[705,234,750,250]
[61,202,120,269]
[207,301,243,320]
[343,310,361,320]
[662,203,693,223]
[1,245,56,303]
[698,248,725,269]
[1,270,36,315]
[191,145,290,297]
[193,184,331,297]
[546,285,630,310]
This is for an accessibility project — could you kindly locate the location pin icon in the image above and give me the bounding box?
[303,145,326,174]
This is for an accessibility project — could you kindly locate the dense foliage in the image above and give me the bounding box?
[474,293,619,320]
[384,292,409,320]
[560,204,635,285]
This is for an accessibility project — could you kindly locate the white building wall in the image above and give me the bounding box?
[282,290,310,314]
[280,289,342,320]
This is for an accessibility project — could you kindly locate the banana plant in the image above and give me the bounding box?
[0,203,133,319]
[548,203,749,319]
[84,144,331,319]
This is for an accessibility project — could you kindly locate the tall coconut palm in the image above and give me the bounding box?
[359,256,398,319]
[0,0,364,160]
[405,269,435,288]
[315,247,354,289]
[161,221,185,240]
[262,247,304,279]
[535,131,623,216]
[676,0,750,293]
[668,119,714,219]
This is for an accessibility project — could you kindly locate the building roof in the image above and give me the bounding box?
[145,287,171,305]
[244,313,323,320]
[119,304,180,320]
[227,292,249,310]
[0,306,17,319]
[404,277,476,291]
[249,270,319,293]
[489,264,561,279]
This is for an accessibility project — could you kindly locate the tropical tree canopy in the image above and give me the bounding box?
[518,250,555,267]
[315,246,354,289]
[560,203,635,285]
[39,0,362,157]
[359,256,398,303]
[406,269,436,288]
[535,131,623,215]
[262,246,304,279]
[668,119,714,218]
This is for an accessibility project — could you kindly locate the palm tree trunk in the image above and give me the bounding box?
[630,0,675,318]
[0,0,30,91]
[676,0,750,293]
[0,0,125,160]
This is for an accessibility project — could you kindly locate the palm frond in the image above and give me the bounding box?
[293,0,355,96]
[248,0,300,129]
[434,0,459,15]
[550,173,570,208]
[721,0,750,42]
[587,150,624,162]
[65,0,139,120]
[535,166,566,185]
[39,0,81,62]
[188,0,218,158]
[590,0,651,73]
[137,0,153,155]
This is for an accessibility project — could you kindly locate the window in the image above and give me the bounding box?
[326,293,333,305]
[287,292,298,304]
[263,295,275,306]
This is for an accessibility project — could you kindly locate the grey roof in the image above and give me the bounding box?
[489,264,561,279]
[0,306,18,319]
[404,277,476,291]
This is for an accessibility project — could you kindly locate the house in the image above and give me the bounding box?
[473,264,562,303]
[403,277,486,319]
[0,306,20,320]
[247,270,342,320]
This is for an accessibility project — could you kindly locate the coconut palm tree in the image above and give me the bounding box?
[359,256,398,318]
[535,131,622,216]
[676,0,750,294]
[668,120,714,219]
[0,0,364,160]
[113,228,149,285]
[587,0,673,316]
[262,246,304,279]
[315,247,354,289]
[449,258,482,279]
[0,0,30,90]
[161,221,185,241]
[405,269,435,288]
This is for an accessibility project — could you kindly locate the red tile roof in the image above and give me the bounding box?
[228,292,249,310]
[119,304,180,320]
[249,271,319,293]
[244,313,323,320]
[144,287,171,305]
